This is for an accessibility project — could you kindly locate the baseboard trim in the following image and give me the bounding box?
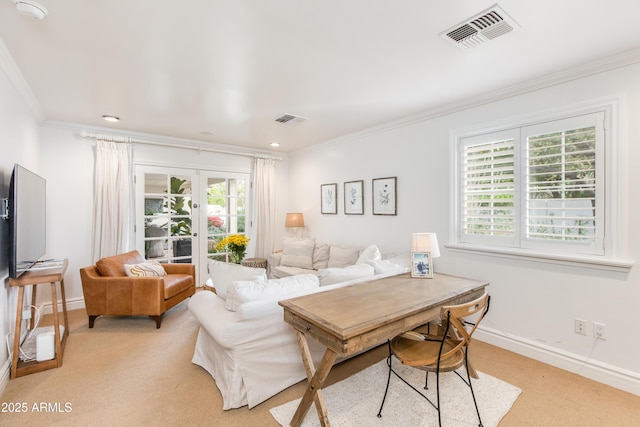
[40,297,85,315]
[476,326,640,396]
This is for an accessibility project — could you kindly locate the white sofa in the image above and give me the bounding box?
[188,247,409,410]
[267,239,400,282]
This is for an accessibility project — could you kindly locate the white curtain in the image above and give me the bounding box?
[92,140,134,261]
[250,157,276,258]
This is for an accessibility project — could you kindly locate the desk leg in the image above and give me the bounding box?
[290,331,338,427]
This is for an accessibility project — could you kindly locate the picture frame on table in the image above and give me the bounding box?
[372,176,397,215]
[320,183,338,214]
[411,251,433,278]
[344,180,364,215]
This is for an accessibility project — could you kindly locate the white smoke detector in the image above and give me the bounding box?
[14,1,48,20]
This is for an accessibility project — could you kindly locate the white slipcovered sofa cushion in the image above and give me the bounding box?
[207,259,267,299]
[280,238,315,269]
[317,264,375,286]
[224,274,320,311]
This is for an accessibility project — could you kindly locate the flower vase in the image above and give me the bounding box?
[231,250,245,264]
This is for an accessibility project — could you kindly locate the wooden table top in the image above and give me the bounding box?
[9,259,69,286]
[279,273,488,355]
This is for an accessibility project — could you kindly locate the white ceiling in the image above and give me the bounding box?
[1,1,640,153]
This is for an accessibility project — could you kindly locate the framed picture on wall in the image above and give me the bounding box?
[411,251,433,278]
[320,183,338,214]
[372,176,397,215]
[344,180,364,215]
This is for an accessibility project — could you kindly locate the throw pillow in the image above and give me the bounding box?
[312,243,330,270]
[207,259,267,300]
[280,238,315,269]
[370,259,404,274]
[356,244,382,265]
[225,274,320,311]
[124,261,167,277]
[327,245,360,268]
[317,264,375,286]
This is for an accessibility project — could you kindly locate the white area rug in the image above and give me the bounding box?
[270,357,521,427]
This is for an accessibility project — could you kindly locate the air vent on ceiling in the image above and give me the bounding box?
[440,4,520,50]
[275,113,307,124]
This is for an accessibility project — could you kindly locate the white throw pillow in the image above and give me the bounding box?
[207,259,267,300]
[124,261,166,277]
[370,259,403,274]
[280,238,315,269]
[356,244,382,265]
[312,243,330,270]
[327,245,360,268]
[317,264,375,286]
[225,274,320,311]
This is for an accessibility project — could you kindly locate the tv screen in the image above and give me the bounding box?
[9,164,47,279]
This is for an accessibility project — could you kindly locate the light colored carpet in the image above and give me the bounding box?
[270,358,521,427]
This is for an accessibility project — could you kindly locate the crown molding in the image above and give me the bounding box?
[295,47,640,155]
[0,38,46,123]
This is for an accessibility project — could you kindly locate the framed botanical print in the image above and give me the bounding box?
[372,176,397,215]
[320,183,338,214]
[344,180,364,215]
[411,251,433,278]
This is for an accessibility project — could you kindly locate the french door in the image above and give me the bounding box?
[135,165,250,285]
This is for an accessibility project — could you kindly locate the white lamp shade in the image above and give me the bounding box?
[411,233,440,258]
[285,213,304,228]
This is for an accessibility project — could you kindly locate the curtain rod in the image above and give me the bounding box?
[79,131,282,161]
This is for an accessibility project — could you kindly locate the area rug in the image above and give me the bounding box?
[270,357,521,427]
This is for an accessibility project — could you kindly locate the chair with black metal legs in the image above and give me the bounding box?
[377,292,490,427]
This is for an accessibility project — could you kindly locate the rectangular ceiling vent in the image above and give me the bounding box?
[275,113,307,124]
[440,4,520,50]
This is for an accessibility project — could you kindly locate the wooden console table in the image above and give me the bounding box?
[279,272,489,427]
[9,259,69,379]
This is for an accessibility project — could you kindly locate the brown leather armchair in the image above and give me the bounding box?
[79,250,196,328]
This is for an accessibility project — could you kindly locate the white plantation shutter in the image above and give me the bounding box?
[522,113,604,255]
[460,129,518,247]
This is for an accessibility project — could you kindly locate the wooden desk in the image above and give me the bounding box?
[279,272,489,427]
[9,259,69,379]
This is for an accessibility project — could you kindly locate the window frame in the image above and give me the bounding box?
[449,99,631,272]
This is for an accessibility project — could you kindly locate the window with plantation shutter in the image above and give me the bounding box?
[461,130,517,246]
[456,111,606,257]
[522,114,603,254]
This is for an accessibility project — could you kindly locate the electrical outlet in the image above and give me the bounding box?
[574,318,586,335]
[594,322,607,340]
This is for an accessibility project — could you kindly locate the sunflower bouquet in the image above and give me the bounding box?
[215,234,250,264]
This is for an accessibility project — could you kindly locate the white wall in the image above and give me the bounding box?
[287,62,640,394]
[0,47,43,392]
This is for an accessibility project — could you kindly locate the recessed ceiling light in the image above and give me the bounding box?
[270,142,281,147]
[102,115,120,123]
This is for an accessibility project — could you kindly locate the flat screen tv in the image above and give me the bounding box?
[8,164,47,279]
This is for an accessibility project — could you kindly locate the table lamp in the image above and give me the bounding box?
[285,213,304,238]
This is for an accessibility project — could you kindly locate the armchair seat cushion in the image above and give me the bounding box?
[163,274,195,299]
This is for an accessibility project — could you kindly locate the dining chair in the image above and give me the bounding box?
[377,292,490,427]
